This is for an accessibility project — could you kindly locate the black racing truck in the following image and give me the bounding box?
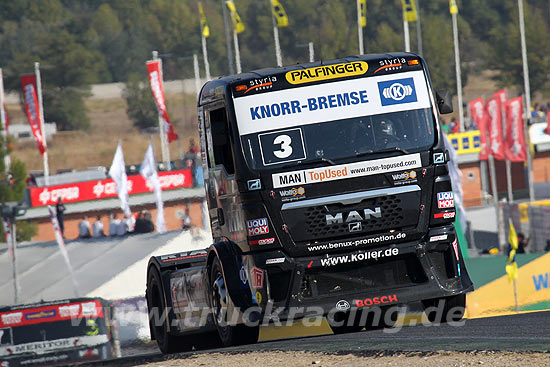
[146,52,473,353]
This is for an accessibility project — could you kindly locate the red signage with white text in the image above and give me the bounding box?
[0,301,103,328]
[468,97,488,160]
[20,74,46,155]
[29,169,192,207]
[486,97,505,160]
[146,60,178,143]
[505,97,526,162]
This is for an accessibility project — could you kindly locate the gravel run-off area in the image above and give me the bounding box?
[138,350,550,367]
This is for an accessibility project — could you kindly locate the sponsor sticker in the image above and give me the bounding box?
[255,291,262,304]
[279,186,306,202]
[378,77,417,106]
[80,302,98,317]
[374,58,406,73]
[434,211,456,219]
[250,267,264,289]
[239,265,248,285]
[285,62,368,85]
[319,247,399,267]
[272,153,421,188]
[241,76,277,94]
[391,170,418,185]
[354,294,398,308]
[247,218,269,236]
[335,300,351,311]
[265,257,285,265]
[25,310,56,321]
[437,191,455,209]
[58,304,80,318]
[233,70,431,136]
[1,313,22,326]
[433,152,445,164]
[429,234,448,242]
[307,232,406,253]
[249,237,276,246]
[247,179,261,190]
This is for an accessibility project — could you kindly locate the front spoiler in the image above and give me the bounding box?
[247,229,473,321]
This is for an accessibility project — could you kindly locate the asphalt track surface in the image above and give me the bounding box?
[82,311,550,366]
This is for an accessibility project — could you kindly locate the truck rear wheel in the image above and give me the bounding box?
[209,257,259,346]
[421,294,466,324]
[147,267,193,354]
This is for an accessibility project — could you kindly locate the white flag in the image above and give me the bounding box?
[140,144,166,233]
[48,206,80,296]
[109,142,131,217]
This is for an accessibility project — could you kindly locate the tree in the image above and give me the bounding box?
[123,73,158,130]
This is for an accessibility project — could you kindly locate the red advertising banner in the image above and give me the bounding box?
[146,60,178,143]
[0,301,103,328]
[468,97,488,160]
[505,97,526,162]
[20,74,46,155]
[494,89,507,105]
[29,169,193,207]
[486,97,505,160]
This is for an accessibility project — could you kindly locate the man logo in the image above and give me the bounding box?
[378,77,417,106]
[349,222,362,232]
[326,207,382,225]
[382,83,413,101]
[336,300,351,311]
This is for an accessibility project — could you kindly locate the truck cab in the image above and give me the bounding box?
[146,53,473,352]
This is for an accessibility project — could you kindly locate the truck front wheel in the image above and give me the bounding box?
[147,267,193,353]
[209,257,259,346]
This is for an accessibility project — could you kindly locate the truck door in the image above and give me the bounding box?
[201,104,238,242]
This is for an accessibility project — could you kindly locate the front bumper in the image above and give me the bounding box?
[246,226,473,320]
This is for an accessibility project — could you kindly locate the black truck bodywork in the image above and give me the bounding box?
[146,53,473,352]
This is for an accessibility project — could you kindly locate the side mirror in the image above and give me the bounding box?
[436,90,453,114]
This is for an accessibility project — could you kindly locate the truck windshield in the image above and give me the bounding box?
[234,70,435,170]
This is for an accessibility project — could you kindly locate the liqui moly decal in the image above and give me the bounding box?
[486,97,505,160]
[247,218,269,236]
[20,74,46,155]
[146,60,178,143]
[505,97,526,162]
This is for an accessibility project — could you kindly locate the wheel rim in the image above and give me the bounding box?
[211,271,228,326]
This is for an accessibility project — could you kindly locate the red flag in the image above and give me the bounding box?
[146,60,178,143]
[494,89,507,105]
[545,109,550,135]
[469,97,488,160]
[486,97,505,160]
[21,74,46,155]
[504,97,526,162]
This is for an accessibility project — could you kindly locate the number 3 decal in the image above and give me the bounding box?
[273,134,293,158]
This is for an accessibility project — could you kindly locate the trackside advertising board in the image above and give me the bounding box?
[233,70,431,136]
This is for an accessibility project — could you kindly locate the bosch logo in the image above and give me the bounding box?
[335,300,351,311]
[382,83,413,101]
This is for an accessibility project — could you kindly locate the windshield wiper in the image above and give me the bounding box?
[358,146,410,156]
[336,146,411,162]
[279,156,335,170]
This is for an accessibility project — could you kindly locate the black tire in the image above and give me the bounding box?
[147,267,193,354]
[421,293,466,324]
[209,257,259,346]
[328,311,364,334]
[193,331,223,350]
